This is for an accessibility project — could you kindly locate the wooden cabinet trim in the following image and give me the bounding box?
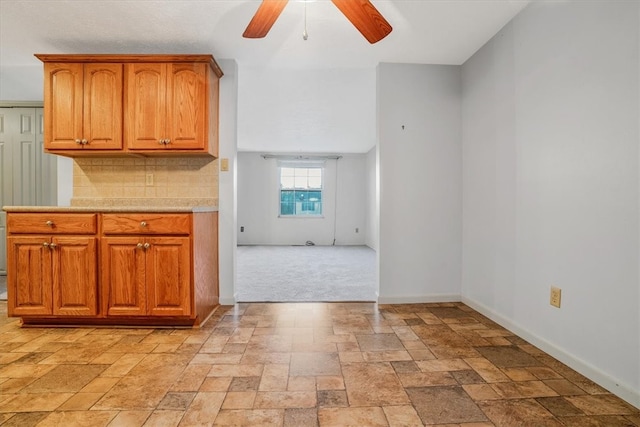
[35,54,223,78]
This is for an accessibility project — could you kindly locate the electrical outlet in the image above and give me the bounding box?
[550,286,562,308]
[145,173,154,186]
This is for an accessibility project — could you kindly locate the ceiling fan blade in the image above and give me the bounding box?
[331,0,392,44]
[243,0,289,39]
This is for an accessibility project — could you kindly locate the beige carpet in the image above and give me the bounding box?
[236,245,377,302]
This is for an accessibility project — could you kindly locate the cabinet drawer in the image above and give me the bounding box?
[102,213,191,235]
[7,213,97,234]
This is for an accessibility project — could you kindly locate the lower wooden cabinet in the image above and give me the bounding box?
[6,213,98,318]
[6,236,53,317]
[101,236,191,317]
[52,236,98,316]
[5,210,218,327]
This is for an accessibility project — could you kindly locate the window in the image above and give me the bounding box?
[280,167,323,216]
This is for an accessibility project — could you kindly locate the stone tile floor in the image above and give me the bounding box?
[0,301,638,426]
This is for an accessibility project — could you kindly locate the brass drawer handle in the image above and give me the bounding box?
[45,220,54,227]
[140,221,147,227]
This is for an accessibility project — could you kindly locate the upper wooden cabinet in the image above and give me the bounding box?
[43,62,123,150]
[36,54,223,157]
[126,63,208,151]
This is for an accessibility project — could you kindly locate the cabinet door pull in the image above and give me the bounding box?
[158,139,165,145]
[136,243,144,249]
[81,139,88,145]
[75,139,82,145]
[165,138,171,145]
[140,221,147,227]
[48,243,57,249]
[43,242,49,248]
[143,243,150,250]
[46,220,54,227]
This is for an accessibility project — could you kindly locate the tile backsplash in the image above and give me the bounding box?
[71,157,218,207]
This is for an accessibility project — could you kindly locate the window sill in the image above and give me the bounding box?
[278,215,325,219]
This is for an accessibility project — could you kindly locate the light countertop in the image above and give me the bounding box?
[3,205,218,213]
[3,197,218,213]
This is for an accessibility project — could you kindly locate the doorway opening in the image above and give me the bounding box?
[235,152,378,302]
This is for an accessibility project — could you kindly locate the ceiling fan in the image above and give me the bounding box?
[243,0,392,44]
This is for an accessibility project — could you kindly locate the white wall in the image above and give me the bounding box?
[461,0,640,406]
[238,67,376,154]
[334,154,368,245]
[0,64,42,101]
[237,152,367,246]
[377,63,462,303]
[218,59,238,306]
[57,157,73,206]
[365,146,377,250]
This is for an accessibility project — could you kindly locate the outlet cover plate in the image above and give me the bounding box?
[550,286,562,308]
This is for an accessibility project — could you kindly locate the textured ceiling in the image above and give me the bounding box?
[0,0,529,69]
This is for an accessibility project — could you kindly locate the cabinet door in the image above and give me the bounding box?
[125,63,166,150]
[146,237,191,316]
[165,63,207,150]
[83,63,123,149]
[6,236,52,316]
[43,63,84,149]
[52,236,98,316]
[101,237,147,316]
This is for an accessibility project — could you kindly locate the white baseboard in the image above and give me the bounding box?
[378,294,462,304]
[462,296,640,409]
[219,296,236,305]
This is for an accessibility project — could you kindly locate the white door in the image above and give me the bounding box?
[0,107,57,275]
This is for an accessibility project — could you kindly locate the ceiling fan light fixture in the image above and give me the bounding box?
[242,0,288,39]
[303,0,309,40]
[331,0,392,44]
[243,0,392,44]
